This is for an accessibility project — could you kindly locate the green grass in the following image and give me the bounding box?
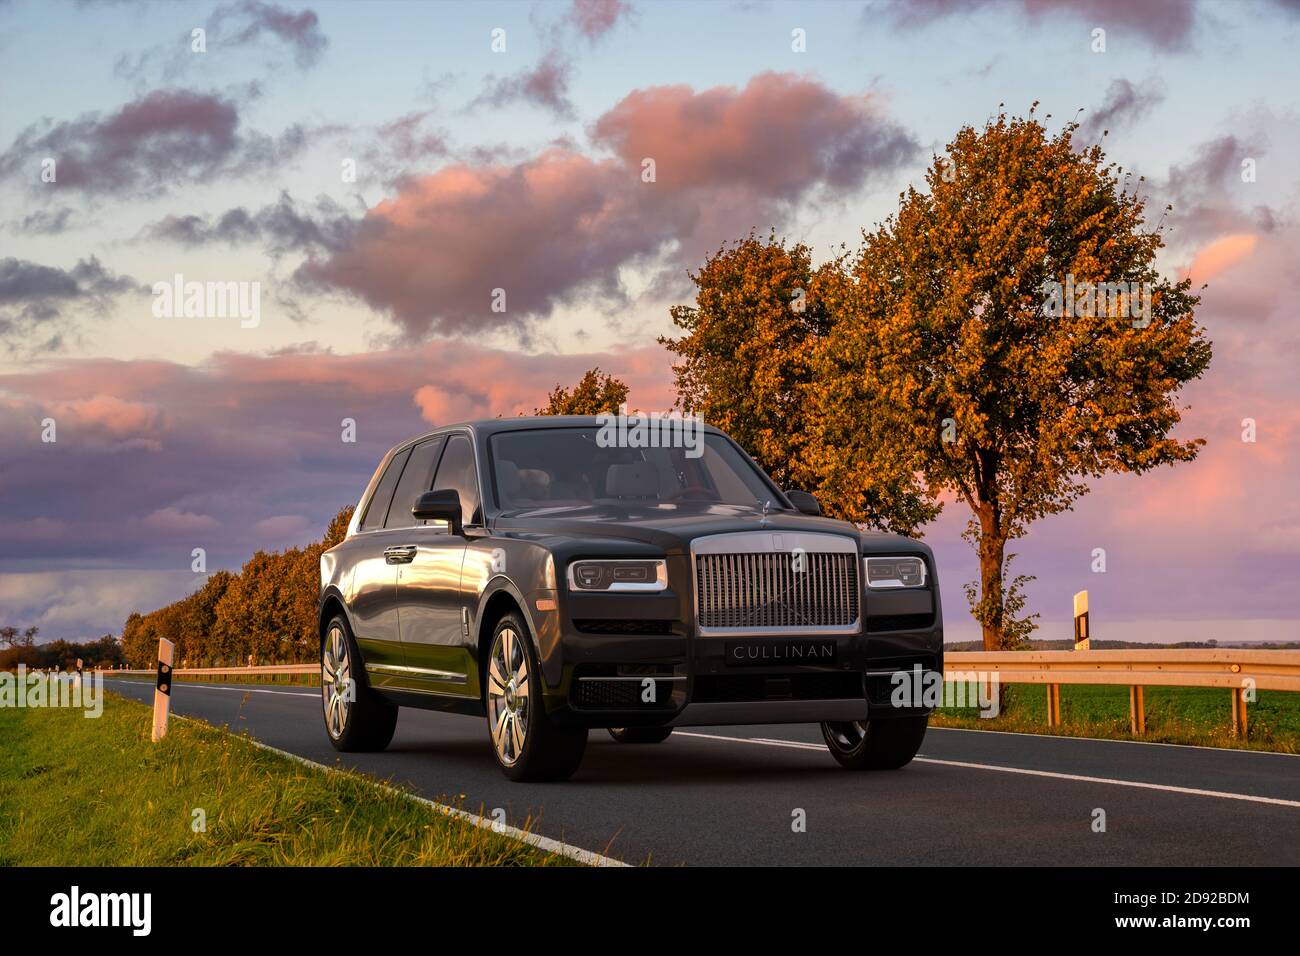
[0,692,572,866]
[931,682,1300,753]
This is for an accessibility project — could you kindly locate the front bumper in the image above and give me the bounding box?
[534,587,944,728]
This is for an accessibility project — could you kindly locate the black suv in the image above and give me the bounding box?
[319,417,942,781]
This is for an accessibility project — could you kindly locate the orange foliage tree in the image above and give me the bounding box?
[667,110,1212,650]
[536,367,630,415]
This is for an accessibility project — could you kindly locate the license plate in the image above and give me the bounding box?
[724,640,837,667]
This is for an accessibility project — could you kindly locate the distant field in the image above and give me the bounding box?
[930,683,1300,753]
[0,692,568,866]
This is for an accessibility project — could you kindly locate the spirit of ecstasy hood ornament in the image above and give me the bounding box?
[760,499,771,528]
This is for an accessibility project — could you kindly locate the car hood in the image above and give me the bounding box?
[490,503,927,555]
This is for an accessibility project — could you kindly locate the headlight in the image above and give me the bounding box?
[864,556,927,589]
[567,559,668,592]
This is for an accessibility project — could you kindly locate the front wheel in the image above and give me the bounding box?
[820,715,928,770]
[321,615,398,752]
[485,613,587,781]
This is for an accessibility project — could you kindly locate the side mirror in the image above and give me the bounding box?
[413,489,463,534]
[784,489,822,517]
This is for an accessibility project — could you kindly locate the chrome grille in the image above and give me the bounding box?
[695,551,860,632]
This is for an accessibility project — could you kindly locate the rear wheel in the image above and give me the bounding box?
[485,613,587,781]
[321,615,398,752]
[608,726,673,744]
[820,715,928,770]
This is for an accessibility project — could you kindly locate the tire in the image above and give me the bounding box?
[485,613,587,782]
[608,726,673,744]
[820,715,928,770]
[321,614,398,752]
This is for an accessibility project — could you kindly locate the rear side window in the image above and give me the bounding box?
[385,437,445,529]
[359,447,411,532]
[432,435,482,526]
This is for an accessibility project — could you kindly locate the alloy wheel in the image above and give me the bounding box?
[486,625,530,766]
[824,720,868,751]
[322,623,352,739]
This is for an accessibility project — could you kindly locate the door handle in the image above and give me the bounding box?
[384,545,417,565]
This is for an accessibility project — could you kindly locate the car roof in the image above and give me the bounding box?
[391,415,725,452]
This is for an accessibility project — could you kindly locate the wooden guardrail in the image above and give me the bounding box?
[115,664,316,676]
[942,649,1300,736]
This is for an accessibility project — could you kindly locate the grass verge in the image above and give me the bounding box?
[930,682,1300,754]
[0,692,571,866]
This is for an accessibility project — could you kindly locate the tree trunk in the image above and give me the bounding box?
[977,505,1006,652]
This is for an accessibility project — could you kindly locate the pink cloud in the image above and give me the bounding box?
[0,339,674,575]
[296,74,916,340]
[51,394,166,439]
[592,73,914,197]
[570,0,631,40]
[1184,233,1257,284]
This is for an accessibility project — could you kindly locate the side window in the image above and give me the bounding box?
[431,435,482,527]
[385,437,445,529]
[359,448,411,532]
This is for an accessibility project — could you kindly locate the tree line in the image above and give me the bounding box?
[1,628,123,671]
[119,507,354,668]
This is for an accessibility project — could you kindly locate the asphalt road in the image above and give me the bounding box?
[105,678,1300,866]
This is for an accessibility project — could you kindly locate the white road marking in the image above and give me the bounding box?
[674,731,1300,809]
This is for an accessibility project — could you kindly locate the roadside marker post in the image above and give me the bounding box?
[1073,590,1090,651]
[152,638,175,743]
[1046,590,1092,729]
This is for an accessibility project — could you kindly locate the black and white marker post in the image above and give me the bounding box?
[1073,590,1090,651]
[152,637,175,742]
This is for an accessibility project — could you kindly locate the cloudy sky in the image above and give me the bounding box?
[1,0,1297,644]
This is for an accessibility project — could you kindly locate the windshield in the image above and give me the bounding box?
[489,427,781,512]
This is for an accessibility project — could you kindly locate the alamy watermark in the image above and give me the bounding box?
[151,273,261,328]
[1044,274,1152,328]
[0,665,103,718]
[596,406,705,458]
[891,664,1001,718]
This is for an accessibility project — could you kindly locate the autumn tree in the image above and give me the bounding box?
[322,505,355,549]
[179,570,234,665]
[662,232,937,532]
[536,368,629,415]
[662,234,828,491]
[811,109,1211,649]
[120,611,151,668]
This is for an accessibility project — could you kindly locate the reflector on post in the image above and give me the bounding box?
[152,637,174,742]
[1073,590,1090,651]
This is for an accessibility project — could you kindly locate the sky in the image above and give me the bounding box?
[1,0,1298,645]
